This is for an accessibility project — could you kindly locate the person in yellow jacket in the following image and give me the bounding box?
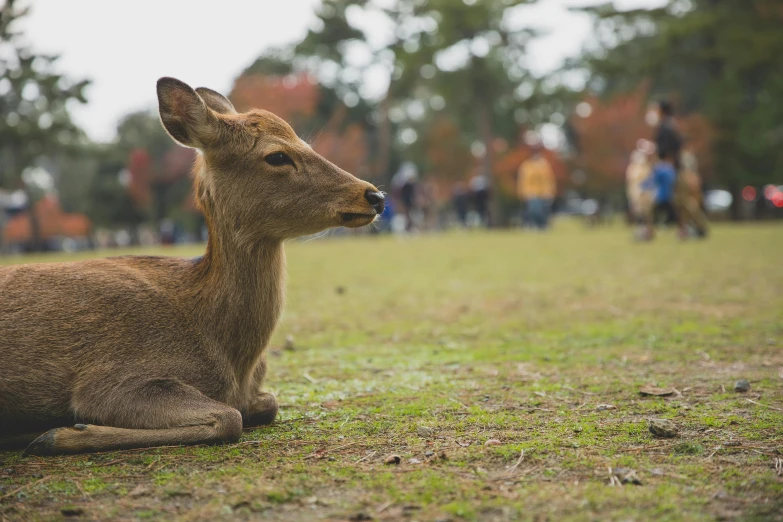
[517,145,556,229]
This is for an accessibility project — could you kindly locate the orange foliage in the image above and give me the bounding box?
[4,196,91,243]
[127,147,196,211]
[127,148,152,208]
[570,83,653,192]
[422,117,474,181]
[310,106,370,179]
[230,73,319,126]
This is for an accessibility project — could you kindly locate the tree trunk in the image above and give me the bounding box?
[476,96,498,227]
[375,93,393,189]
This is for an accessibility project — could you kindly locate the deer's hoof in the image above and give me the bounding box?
[24,429,58,456]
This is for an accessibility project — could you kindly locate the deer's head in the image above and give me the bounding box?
[156,77,384,242]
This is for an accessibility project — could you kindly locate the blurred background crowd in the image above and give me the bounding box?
[1,0,782,253]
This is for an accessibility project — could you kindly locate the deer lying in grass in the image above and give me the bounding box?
[0,78,385,455]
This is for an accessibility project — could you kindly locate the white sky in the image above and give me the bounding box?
[18,0,664,142]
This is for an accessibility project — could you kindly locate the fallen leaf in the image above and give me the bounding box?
[384,455,401,465]
[484,439,502,447]
[639,386,675,396]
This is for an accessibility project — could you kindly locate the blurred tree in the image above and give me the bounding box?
[0,0,90,250]
[85,111,196,237]
[574,0,783,217]
[115,111,195,232]
[231,72,320,129]
[569,83,652,194]
[286,0,553,217]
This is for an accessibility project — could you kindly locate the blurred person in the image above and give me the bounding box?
[417,180,437,232]
[470,169,490,228]
[636,100,683,240]
[452,181,470,227]
[640,145,677,240]
[517,144,556,230]
[674,148,708,238]
[654,100,683,171]
[626,141,653,223]
[392,162,419,232]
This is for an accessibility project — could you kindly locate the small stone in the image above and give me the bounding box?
[484,439,502,447]
[384,454,401,465]
[424,451,434,458]
[417,426,434,438]
[283,334,295,351]
[596,404,616,411]
[408,458,422,464]
[649,418,678,438]
[734,379,750,393]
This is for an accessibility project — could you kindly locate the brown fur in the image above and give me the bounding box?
[0,77,383,455]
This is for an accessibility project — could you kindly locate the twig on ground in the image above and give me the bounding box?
[608,473,623,487]
[376,501,392,513]
[706,446,722,459]
[355,451,377,464]
[74,480,91,501]
[0,476,50,502]
[96,459,126,467]
[303,441,358,460]
[505,449,525,476]
[745,399,783,412]
[448,397,469,409]
[303,371,317,384]
[563,385,597,396]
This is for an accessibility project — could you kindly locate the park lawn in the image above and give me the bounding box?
[1,222,782,522]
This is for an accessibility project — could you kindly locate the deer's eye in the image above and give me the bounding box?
[265,152,294,167]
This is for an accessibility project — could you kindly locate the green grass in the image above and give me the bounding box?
[1,221,782,521]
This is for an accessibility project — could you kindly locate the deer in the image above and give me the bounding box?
[0,77,385,455]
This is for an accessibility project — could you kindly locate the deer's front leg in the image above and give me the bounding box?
[242,392,278,427]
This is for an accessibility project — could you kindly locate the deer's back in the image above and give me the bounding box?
[0,256,228,428]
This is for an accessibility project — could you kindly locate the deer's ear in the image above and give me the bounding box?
[195,87,236,115]
[157,77,217,149]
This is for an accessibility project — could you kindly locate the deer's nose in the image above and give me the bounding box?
[364,190,385,214]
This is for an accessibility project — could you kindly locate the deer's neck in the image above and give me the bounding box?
[193,219,286,383]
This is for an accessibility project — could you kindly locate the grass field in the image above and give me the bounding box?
[1,222,782,521]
